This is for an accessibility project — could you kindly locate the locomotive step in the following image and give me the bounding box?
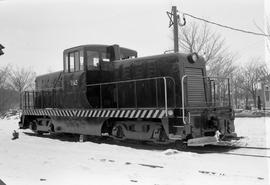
[173,126,185,128]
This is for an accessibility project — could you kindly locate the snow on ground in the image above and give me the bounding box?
[235,117,270,148]
[0,117,269,185]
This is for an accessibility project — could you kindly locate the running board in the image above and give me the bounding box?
[169,134,182,140]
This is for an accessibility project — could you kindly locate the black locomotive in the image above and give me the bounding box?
[19,44,236,146]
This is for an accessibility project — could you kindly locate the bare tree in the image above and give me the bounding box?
[0,65,20,113]
[178,22,225,62]
[230,67,242,108]
[236,59,267,108]
[8,66,36,93]
[178,21,237,77]
[207,52,237,77]
[0,65,10,88]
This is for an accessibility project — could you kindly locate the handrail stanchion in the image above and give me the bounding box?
[155,79,158,107]
[228,78,231,107]
[134,81,137,108]
[173,80,176,107]
[181,75,187,125]
[100,84,102,108]
[41,91,44,108]
[116,84,119,108]
[27,91,30,109]
[188,112,191,123]
[163,77,168,117]
[24,92,26,109]
[32,91,34,109]
[213,82,216,107]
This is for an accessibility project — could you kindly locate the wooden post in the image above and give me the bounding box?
[172,6,179,53]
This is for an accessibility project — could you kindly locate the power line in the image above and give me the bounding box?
[182,12,270,37]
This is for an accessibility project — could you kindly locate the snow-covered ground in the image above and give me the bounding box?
[235,117,270,148]
[0,117,269,185]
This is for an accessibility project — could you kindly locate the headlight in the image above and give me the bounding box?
[187,53,199,63]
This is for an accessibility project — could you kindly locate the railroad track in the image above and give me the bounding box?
[24,131,270,158]
[104,137,270,158]
[185,145,270,158]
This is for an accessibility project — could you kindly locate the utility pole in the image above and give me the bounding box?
[167,6,186,53]
[172,6,179,53]
[167,6,179,53]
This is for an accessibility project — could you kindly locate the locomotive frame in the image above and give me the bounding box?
[19,44,237,147]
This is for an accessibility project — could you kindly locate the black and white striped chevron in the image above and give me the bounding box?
[22,108,167,119]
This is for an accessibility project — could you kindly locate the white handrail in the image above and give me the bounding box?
[163,77,168,117]
[181,75,231,125]
[181,75,187,125]
[86,76,174,113]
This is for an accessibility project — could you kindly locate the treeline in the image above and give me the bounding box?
[0,65,35,114]
[231,60,269,109]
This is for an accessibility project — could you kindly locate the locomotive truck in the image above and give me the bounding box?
[19,44,237,147]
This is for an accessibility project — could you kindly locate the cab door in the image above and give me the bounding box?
[63,50,89,108]
[85,49,115,108]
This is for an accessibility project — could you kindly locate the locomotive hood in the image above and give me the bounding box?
[35,71,63,91]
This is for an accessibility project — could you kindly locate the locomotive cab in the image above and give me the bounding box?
[61,45,137,108]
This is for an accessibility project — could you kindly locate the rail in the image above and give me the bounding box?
[22,76,176,118]
[86,76,176,116]
[181,75,188,125]
[181,75,231,124]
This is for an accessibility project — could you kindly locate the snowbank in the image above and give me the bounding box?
[235,110,270,118]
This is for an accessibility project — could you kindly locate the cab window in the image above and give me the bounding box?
[64,53,68,72]
[69,53,75,72]
[65,50,84,73]
[80,50,84,70]
[87,51,99,69]
[101,52,111,62]
[74,51,80,72]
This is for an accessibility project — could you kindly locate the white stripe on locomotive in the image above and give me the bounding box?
[110,110,115,117]
[119,110,125,118]
[153,110,159,118]
[96,110,102,117]
[92,110,97,117]
[140,110,147,118]
[135,110,141,118]
[146,110,153,118]
[101,110,106,117]
[115,110,120,117]
[129,110,136,118]
[88,110,93,117]
[105,110,111,117]
[158,110,165,118]
[124,110,130,118]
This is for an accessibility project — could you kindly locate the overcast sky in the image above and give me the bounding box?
[0,0,268,75]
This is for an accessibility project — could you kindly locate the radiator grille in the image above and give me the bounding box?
[185,68,206,106]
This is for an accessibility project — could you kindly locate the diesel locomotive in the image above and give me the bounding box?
[19,44,237,147]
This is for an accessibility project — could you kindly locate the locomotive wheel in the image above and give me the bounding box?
[112,125,125,139]
[30,121,43,135]
[30,121,37,131]
[153,127,167,142]
[48,124,55,134]
[159,128,167,142]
